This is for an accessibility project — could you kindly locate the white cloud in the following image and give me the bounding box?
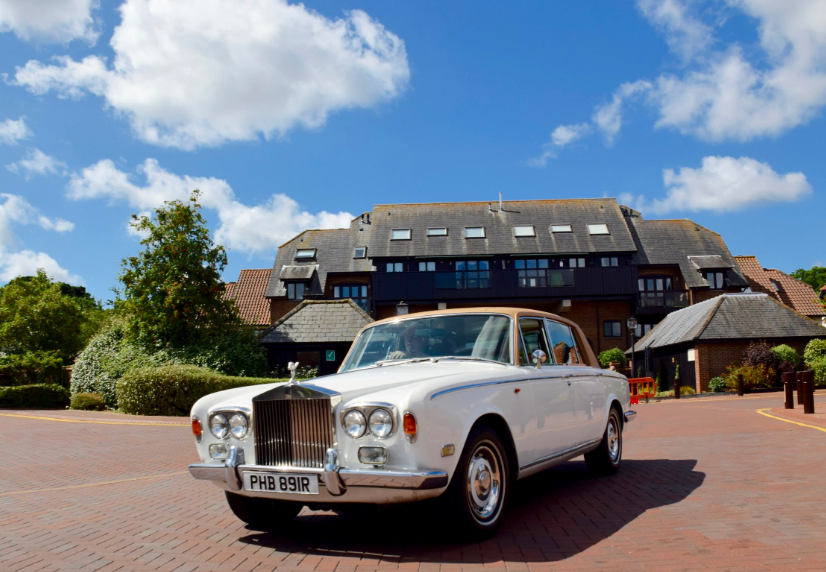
[0,117,31,145]
[636,0,714,62]
[7,148,67,178]
[0,248,84,285]
[0,194,75,248]
[625,156,812,214]
[12,0,409,150]
[67,158,353,254]
[592,80,653,144]
[526,123,592,167]
[0,0,98,44]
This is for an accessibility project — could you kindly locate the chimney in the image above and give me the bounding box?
[499,192,503,212]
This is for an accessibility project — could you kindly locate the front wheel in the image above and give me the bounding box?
[225,491,302,531]
[442,425,510,540]
[584,408,622,476]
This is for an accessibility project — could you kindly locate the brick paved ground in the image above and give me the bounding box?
[1,393,825,572]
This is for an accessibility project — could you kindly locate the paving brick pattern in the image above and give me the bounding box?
[1,394,825,571]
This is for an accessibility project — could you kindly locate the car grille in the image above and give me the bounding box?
[253,396,335,468]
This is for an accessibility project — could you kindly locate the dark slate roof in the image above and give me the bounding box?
[280,265,318,280]
[259,300,373,344]
[366,199,637,258]
[688,255,731,270]
[631,293,826,351]
[623,211,748,289]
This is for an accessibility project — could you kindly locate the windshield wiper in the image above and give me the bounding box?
[374,357,435,367]
[435,356,509,366]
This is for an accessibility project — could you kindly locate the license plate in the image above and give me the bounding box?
[243,472,319,495]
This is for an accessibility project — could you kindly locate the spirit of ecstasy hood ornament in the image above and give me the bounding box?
[288,361,299,385]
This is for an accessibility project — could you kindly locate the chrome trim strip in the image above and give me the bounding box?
[624,410,637,423]
[430,373,582,400]
[519,438,601,471]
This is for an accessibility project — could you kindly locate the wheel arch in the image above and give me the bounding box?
[609,398,624,426]
[461,413,519,483]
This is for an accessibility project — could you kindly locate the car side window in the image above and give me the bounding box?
[519,318,551,366]
[545,319,584,365]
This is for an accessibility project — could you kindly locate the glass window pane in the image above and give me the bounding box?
[361,286,367,298]
[288,283,295,299]
[428,261,435,271]
[519,318,550,363]
[334,286,340,298]
[480,261,489,270]
[465,227,485,238]
[427,228,447,236]
[395,263,403,272]
[527,259,536,269]
[391,229,411,240]
[296,283,305,300]
[588,224,609,235]
[514,260,524,269]
[545,320,582,364]
[539,259,548,268]
[551,224,572,233]
[457,261,466,271]
[611,257,618,266]
[418,262,425,271]
[295,249,315,259]
[468,261,478,270]
[647,278,655,291]
[386,263,394,272]
[639,279,645,291]
[514,225,535,237]
[656,279,664,291]
[601,258,609,267]
[665,278,672,290]
[613,322,621,337]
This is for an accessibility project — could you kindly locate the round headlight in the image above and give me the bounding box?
[368,408,393,438]
[209,413,229,439]
[229,413,248,439]
[343,410,367,438]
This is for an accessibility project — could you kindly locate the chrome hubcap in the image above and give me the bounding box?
[466,442,502,522]
[607,418,620,462]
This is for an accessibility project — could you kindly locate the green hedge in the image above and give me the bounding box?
[116,365,281,416]
[0,351,67,388]
[70,392,106,411]
[0,384,70,408]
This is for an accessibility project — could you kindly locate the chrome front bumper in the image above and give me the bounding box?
[624,410,637,426]
[189,447,449,497]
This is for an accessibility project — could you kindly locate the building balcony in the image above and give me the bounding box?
[636,291,689,313]
[372,267,638,302]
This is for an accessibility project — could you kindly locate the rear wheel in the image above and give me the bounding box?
[584,408,622,476]
[225,491,302,530]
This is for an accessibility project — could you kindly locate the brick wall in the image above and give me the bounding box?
[325,274,371,297]
[269,298,300,323]
[563,300,633,356]
[694,339,812,391]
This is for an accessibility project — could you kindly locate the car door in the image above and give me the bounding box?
[544,319,606,444]
[518,317,577,461]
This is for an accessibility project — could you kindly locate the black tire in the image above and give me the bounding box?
[584,408,622,476]
[225,491,302,531]
[442,424,510,540]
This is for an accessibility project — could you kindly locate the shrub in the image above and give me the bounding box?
[744,341,774,369]
[803,339,826,365]
[654,386,695,397]
[708,377,728,393]
[810,357,826,387]
[0,351,67,388]
[70,392,106,411]
[722,363,775,389]
[598,348,627,368]
[770,345,801,369]
[116,365,280,416]
[0,384,70,408]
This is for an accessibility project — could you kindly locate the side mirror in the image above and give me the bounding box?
[531,349,547,369]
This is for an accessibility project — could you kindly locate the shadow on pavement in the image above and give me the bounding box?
[238,459,704,562]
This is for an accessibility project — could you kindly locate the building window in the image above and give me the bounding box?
[569,257,585,268]
[418,261,436,271]
[295,248,315,259]
[603,321,622,338]
[353,247,366,259]
[386,262,404,272]
[427,228,447,236]
[588,224,610,235]
[456,260,490,288]
[770,279,779,292]
[515,259,549,287]
[334,284,369,312]
[634,323,654,337]
[600,257,619,267]
[513,225,535,237]
[465,227,486,238]
[551,224,572,233]
[705,271,725,289]
[391,229,411,240]
[287,282,306,300]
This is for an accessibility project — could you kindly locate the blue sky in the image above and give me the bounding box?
[0,0,823,301]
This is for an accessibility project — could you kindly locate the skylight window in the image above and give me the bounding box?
[391,229,411,240]
[465,227,486,238]
[513,225,535,237]
[353,247,366,259]
[588,224,610,235]
[427,228,448,236]
[551,224,572,233]
[295,248,316,259]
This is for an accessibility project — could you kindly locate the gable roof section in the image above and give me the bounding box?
[734,255,824,318]
[224,269,271,326]
[625,214,747,289]
[633,293,825,351]
[259,299,373,344]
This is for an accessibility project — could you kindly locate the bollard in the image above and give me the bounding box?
[804,370,815,414]
[783,372,795,409]
[737,374,744,396]
[674,377,681,400]
[796,371,803,405]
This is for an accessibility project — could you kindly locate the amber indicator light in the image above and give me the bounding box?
[403,413,417,435]
[191,418,202,437]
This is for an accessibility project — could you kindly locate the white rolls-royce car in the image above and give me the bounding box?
[189,308,635,538]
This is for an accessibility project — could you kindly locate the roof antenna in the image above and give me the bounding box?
[499,192,503,213]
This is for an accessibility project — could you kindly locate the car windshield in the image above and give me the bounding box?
[341,314,512,371]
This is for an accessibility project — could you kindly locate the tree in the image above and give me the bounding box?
[790,266,826,292]
[118,190,240,349]
[0,270,103,361]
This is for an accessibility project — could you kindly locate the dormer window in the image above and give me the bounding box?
[287,282,307,300]
[391,229,411,240]
[295,248,316,259]
[588,224,609,235]
[705,271,725,289]
[465,227,485,238]
[513,225,535,237]
[353,247,366,259]
[551,224,572,233]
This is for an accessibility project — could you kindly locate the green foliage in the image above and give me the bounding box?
[0,270,104,361]
[675,363,680,379]
[117,191,240,350]
[770,345,801,369]
[708,377,728,392]
[655,386,695,397]
[116,365,281,416]
[722,363,776,389]
[810,357,826,386]
[70,392,106,411]
[790,266,826,292]
[0,351,67,388]
[598,348,628,368]
[0,384,70,408]
[803,339,826,365]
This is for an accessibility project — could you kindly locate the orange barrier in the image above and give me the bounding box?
[628,377,657,404]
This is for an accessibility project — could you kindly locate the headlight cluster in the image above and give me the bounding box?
[209,411,249,440]
[342,406,395,439]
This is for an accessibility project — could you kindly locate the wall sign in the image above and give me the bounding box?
[326,350,335,362]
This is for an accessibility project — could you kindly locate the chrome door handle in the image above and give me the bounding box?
[567,379,572,386]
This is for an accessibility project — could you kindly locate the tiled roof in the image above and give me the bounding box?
[632,293,826,351]
[734,255,824,318]
[224,269,271,326]
[259,300,373,344]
